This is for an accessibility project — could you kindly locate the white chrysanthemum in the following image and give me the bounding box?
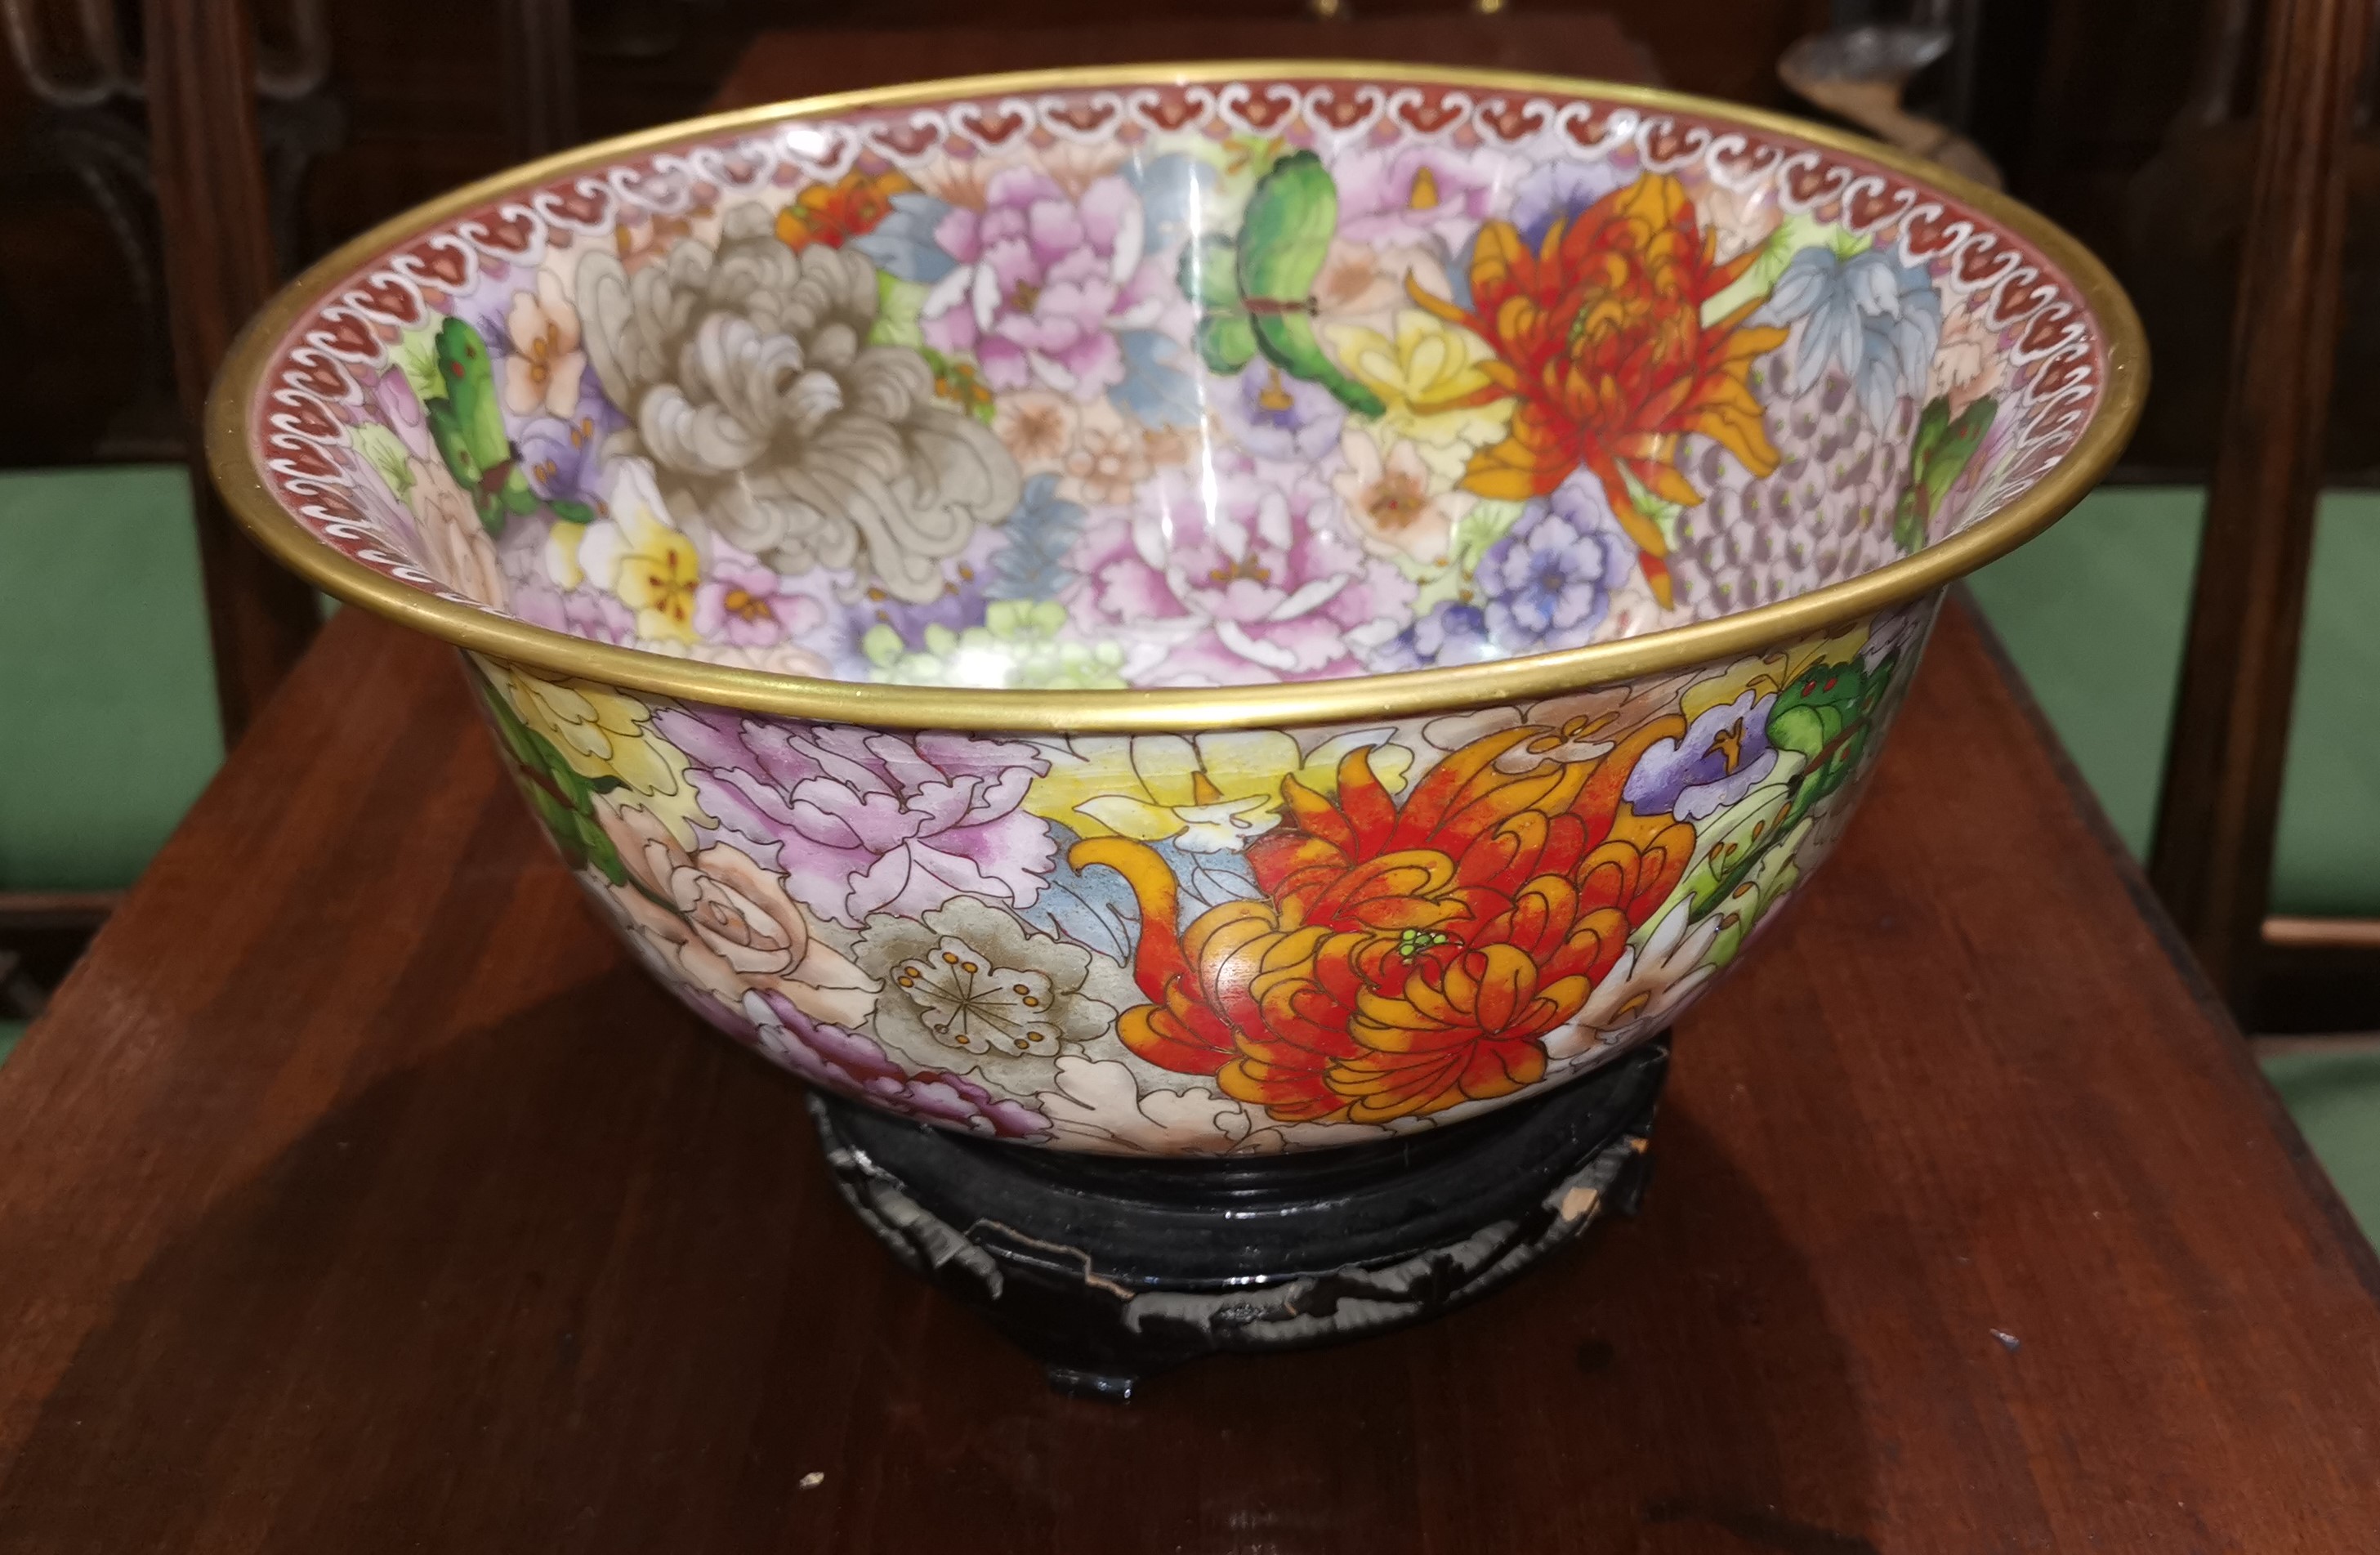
[576,203,1020,602]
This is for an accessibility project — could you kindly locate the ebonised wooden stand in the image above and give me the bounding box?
[811,1041,1668,1400]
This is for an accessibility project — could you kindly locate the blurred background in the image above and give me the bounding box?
[0,0,2371,1227]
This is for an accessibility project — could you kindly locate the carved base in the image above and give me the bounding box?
[809,1037,1668,1401]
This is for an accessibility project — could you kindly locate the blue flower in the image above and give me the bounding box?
[1476,475,1637,653]
[1756,246,1942,433]
[849,192,959,284]
[987,474,1087,602]
[1372,600,1496,672]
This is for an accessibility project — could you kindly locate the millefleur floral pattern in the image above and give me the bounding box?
[310,105,2042,695]
[922,168,1177,397]
[655,708,1056,929]
[271,80,2088,1149]
[453,588,1933,1152]
[1070,471,1416,685]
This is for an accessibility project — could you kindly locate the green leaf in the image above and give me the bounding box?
[351,422,414,499]
[872,270,927,349]
[392,324,445,405]
[1617,465,1686,552]
[571,810,632,887]
[1894,395,1998,554]
[861,623,904,669]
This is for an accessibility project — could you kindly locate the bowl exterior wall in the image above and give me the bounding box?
[463,588,1940,1154]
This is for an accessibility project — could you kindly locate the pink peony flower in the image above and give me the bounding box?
[1069,467,1417,685]
[1332,144,1516,252]
[654,708,1056,928]
[921,169,1172,395]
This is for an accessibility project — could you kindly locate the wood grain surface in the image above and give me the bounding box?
[2148,0,2375,1008]
[0,598,2374,1553]
[145,0,321,740]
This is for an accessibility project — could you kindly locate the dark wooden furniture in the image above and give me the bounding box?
[2,599,2376,1550]
[709,14,1657,109]
[2148,0,2380,1023]
[501,0,579,159]
[145,0,319,741]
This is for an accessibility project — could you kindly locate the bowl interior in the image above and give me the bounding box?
[243,71,2110,693]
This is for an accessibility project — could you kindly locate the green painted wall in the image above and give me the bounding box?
[0,467,222,891]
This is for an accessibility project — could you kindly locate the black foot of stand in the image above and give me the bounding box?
[809,1037,1668,1401]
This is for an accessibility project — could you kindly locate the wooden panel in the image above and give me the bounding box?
[0,600,2373,1551]
[709,15,1658,110]
[144,0,319,739]
[2148,0,2373,1005]
[499,0,578,159]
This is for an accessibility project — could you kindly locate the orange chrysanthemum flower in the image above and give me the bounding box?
[1410,172,1789,606]
[775,169,915,251]
[1074,722,1696,1124]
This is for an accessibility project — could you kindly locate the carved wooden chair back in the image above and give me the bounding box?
[2146,0,2380,1026]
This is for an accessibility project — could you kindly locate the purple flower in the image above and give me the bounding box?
[654,708,1056,928]
[1623,690,1779,821]
[516,363,623,512]
[740,990,1049,1139]
[1509,161,1629,248]
[694,543,828,647]
[1477,475,1637,654]
[1333,144,1515,250]
[921,170,1172,396]
[368,366,436,463]
[1372,600,1498,672]
[1069,472,1417,684]
[1214,360,1346,466]
[842,521,1000,648]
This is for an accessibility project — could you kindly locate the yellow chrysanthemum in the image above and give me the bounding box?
[473,655,708,847]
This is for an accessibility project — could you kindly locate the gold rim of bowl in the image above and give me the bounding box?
[206,61,2149,733]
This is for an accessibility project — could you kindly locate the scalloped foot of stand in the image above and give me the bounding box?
[809,1037,1668,1400]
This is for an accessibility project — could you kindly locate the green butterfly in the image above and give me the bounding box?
[1892,395,1996,553]
[424,319,592,534]
[1181,150,1384,417]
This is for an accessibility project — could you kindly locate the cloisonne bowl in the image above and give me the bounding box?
[208,65,2142,1161]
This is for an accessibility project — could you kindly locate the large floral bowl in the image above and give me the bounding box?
[208,65,2142,1157]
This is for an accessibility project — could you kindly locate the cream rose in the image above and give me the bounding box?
[595,799,876,1025]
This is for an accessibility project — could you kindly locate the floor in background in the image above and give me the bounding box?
[0,469,2372,1240]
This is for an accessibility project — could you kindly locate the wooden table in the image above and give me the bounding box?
[2,598,2377,1552]
[9,26,2380,1548]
